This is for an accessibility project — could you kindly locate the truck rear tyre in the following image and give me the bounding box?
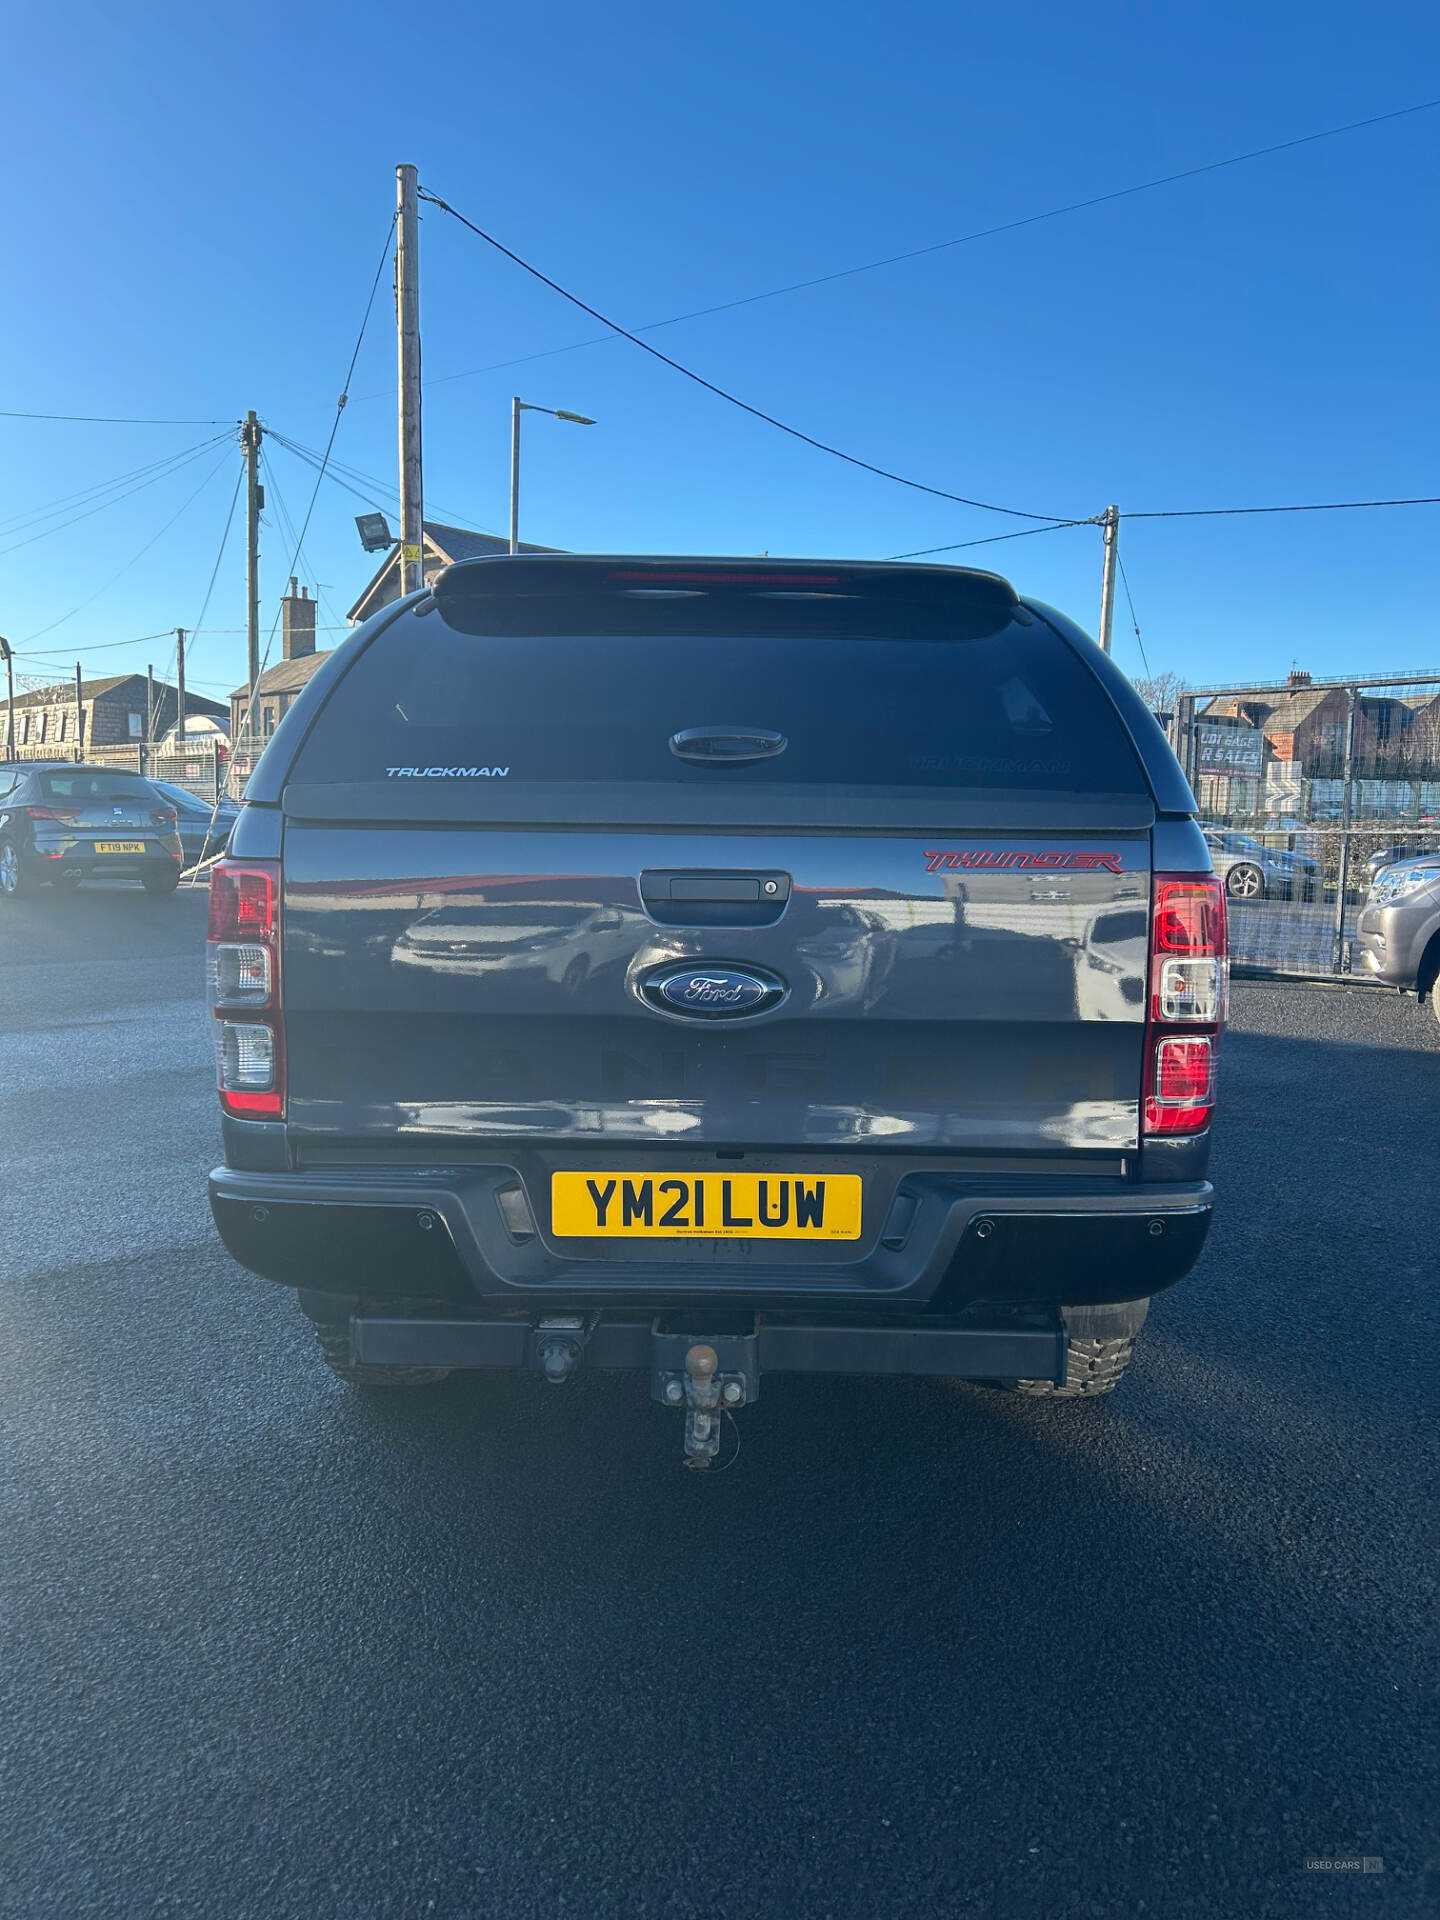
[299,1295,452,1390]
[1013,1299,1149,1398]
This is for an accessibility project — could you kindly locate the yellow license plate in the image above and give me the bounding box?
[550,1171,863,1240]
[93,840,146,853]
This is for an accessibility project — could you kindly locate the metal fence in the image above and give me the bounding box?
[1172,673,1440,978]
[79,740,230,805]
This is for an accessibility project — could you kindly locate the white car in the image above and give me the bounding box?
[391,900,632,990]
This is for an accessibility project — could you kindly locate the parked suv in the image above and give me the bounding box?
[207,557,1225,1464]
[0,763,183,898]
[1354,853,1440,1026]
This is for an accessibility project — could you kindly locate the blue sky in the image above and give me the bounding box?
[2,0,1438,706]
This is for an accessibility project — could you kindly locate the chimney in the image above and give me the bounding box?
[1286,669,1312,690]
[282,577,316,662]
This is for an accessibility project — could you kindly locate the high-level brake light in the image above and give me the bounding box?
[1144,874,1226,1138]
[605,571,842,587]
[208,859,283,1118]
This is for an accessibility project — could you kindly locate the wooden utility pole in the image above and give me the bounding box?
[395,163,425,596]
[0,638,14,761]
[73,663,84,763]
[1097,505,1120,655]
[175,629,187,746]
[243,411,263,692]
[145,663,155,772]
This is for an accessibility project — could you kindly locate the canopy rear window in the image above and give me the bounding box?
[296,626,1144,794]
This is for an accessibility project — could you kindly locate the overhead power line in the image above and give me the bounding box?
[246,215,398,607]
[419,185,1073,523]
[230,218,396,772]
[0,433,232,558]
[0,440,227,541]
[419,96,1440,394]
[13,631,174,663]
[263,215,397,562]
[180,465,246,668]
[0,410,236,425]
[19,448,233,645]
[268,432,388,510]
[1125,495,1440,520]
[891,493,1440,558]
[269,429,505,541]
[1116,554,1150,676]
[887,521,1096,560]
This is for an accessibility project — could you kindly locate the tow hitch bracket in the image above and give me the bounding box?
[651,1323,759,1468]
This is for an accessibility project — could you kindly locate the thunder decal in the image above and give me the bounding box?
[923,849,1126,874]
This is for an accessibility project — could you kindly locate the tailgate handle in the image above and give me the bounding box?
[669,726,787,766]
[641,869,791,925]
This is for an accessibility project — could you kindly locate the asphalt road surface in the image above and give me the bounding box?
[1,880,1436,1918]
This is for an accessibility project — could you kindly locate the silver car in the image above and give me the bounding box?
[1354,854,1440,1027]
[1202,830,1318,903]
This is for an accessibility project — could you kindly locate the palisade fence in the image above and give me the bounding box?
[75,740,229,805]
[1171,673,1440,978]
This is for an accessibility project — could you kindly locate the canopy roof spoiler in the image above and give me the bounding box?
[428,553,1022,640]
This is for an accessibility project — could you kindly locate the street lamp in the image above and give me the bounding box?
[510,397,596,553]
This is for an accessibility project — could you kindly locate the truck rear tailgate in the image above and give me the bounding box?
[280,824,1150,1153]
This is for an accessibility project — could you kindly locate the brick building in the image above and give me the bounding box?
[1201,671,1419,776]
[230,580,328,748]
[4,673,226,761]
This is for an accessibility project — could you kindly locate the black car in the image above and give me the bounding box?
[207,556,1225,1465]
[0,762,184,898]
[148,780,240,868]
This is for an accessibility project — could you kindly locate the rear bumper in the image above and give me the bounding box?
[209,1160,1214,1314]
[40,851,182,880]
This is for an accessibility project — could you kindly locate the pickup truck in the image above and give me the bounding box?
[207,555,1225,1466]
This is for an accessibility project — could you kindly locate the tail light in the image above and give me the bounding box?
[1144,874,1227,1137]
[151,807,178,827]
[208,859,283,1118]
[25,806,81,822]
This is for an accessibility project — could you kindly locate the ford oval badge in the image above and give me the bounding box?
[640,962,787,1020]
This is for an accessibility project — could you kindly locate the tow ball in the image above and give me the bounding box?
[654,1337,757,1469]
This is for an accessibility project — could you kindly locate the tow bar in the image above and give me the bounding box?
[348,1307,1068,1470]
[531,1315,759,1468]
[653,1324,758,1469]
